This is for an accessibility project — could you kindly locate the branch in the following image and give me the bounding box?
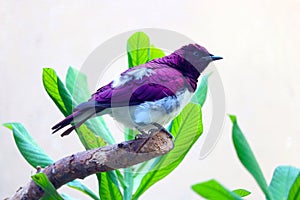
[8,129,174,200]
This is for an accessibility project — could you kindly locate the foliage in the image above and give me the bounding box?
[3,32,209,199]
[191,179,246,200]
[192,115,300,200]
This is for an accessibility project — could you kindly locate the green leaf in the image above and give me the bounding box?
[108,170,122,189]
[43,68,73,116]
[233,188,251,197]
[85,118,114,145]
[127,32,150,68]
[191,179,242,200]
[124,168,133,200]
[3,123,53,168]
[229,114,237,123]
[133,103,203,199]
[149,45,165,60]
[67,180,100,200]
[32,173,64,200]
[230,115,273,200]
[115,169,126,189]
[124,128,138,141]
[191,75,209,106]
[269,166,300,200]
[76,124,106,150]
[169,103,203,138]
[288,173,300,200]
[127,32,165,68]
[99,172,122,200]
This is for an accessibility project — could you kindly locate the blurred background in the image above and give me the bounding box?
[1,1,300,199]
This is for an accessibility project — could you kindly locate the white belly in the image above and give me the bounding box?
[109,89,193,130]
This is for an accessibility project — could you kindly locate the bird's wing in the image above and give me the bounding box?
[90,65,192,107]
[53,65,193,136]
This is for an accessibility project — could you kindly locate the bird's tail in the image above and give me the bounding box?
[52,101,106,137]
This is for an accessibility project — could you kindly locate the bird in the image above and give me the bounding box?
[52,43,222,137]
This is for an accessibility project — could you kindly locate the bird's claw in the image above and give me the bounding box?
[135,128,164,139]
[151,122,165,130]
[135,123,173,140]
[135,127,150,139]
[135,132,150,139]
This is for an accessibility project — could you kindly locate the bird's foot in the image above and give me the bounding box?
[135,127,150,139]
[135,123,173,140]
[135,132,150,139]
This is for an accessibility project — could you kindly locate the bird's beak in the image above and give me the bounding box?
[209,54,223,61]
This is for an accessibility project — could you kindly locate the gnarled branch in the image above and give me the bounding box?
[8,129,174,200]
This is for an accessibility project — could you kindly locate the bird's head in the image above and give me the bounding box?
[174,43,222,74]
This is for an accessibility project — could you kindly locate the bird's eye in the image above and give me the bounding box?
[193,51,199,56]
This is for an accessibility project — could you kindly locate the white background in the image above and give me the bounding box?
[1,1,300,199]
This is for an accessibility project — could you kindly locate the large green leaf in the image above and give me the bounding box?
[191,179,243,200]
[32,173,64,200]
[43,68,73,116]
[269,166,299,200]
[3,122,53,168]
[288,173,300,200]
[127,32,150,68]
[133,103,203,199]
[99,172,123,200]
[229,115,273,200]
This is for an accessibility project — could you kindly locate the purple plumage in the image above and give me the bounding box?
[52,44,222,136]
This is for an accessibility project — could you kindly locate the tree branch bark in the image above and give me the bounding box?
[8,129,174,200]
